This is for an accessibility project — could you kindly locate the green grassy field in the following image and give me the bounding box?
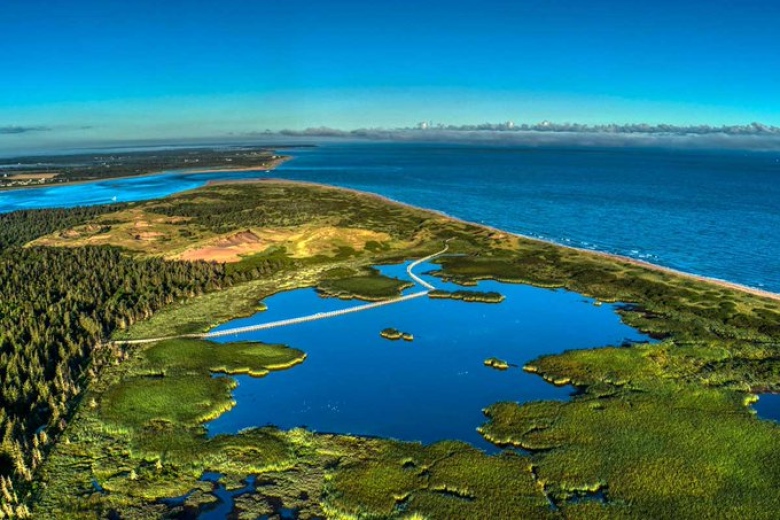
[317,271,414,301]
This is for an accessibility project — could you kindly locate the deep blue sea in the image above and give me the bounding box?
[2,142,779,293]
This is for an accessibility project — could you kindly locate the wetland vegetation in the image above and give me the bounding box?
[484,358,510,370]
[379,328,414,341]
[1,179,779,518]
[428,289,505,303]
[318,272,413,301]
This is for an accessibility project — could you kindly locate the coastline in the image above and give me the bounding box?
[0,156,290,193]
[210,177,780,303]
[4,157,777,303]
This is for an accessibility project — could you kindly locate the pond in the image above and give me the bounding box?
[206,262,652,450]
[753,393,780,423]
[160,472,285,520]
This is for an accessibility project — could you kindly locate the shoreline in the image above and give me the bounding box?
[4,157,778,303]
[0,156,290,194]
[210,177,780,303]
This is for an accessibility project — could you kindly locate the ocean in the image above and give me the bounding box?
[2,141,779,293]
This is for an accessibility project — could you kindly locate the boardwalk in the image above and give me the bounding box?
[205,291,429,338]
[116,242,450,344]
[405,249,440,290]
[204,241,449,338]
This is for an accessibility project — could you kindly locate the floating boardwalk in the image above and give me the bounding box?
[204,241,449,338]
[116,242,450,345]
[205,290,429,338]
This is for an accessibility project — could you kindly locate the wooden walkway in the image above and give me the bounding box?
[116,242,449,344]
[203,241,449,338]
[205,290,429,338]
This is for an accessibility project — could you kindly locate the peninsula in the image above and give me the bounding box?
[0,178,778,519]
[0,146,288,190]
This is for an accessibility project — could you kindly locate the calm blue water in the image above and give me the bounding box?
[207,262,651,449]
[160,472,260,519]
[2,142,778,293]
[0,168,274,213]
[754,393,780,423]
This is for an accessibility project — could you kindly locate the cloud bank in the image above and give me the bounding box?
[0,125,51,135]
[262,123,780,151]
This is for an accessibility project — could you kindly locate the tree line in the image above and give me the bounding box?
[0,204,131,251]
[0,244,230,514]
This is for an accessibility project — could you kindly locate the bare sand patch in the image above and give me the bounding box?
[6,172,59,180]
[176,226,391,263]
[177,230,266,263]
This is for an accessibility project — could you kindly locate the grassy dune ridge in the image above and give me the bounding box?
[29,180,780,519]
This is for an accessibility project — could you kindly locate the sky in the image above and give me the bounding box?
[2,0,780,148]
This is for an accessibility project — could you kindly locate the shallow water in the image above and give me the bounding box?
[160,472,259,519]
[0,168,274,213]
[206,262,651,450]
[753,393,780,423]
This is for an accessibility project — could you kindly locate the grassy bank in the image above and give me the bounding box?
[317,271,414,301]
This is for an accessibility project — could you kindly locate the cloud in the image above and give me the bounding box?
[0,125,51,135]
[265,125,780,151]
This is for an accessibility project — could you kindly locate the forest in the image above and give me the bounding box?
[0,212,235,515]
[0,204,131,250]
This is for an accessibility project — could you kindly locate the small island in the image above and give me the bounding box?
[429,289,505,303]
[380,328,414,341]
[318,273,413,301]
[484,357,510,370]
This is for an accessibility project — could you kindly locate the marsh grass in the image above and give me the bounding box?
[326,441,552,519]
[100,375,237,428]
[318,273,413,301]
[99,339,305,431]
[484,358,510,370]
[481,356,780,518]
[428,289,505,303]
[139,338,305,376]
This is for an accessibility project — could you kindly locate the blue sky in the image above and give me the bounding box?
[2,0,779,146]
